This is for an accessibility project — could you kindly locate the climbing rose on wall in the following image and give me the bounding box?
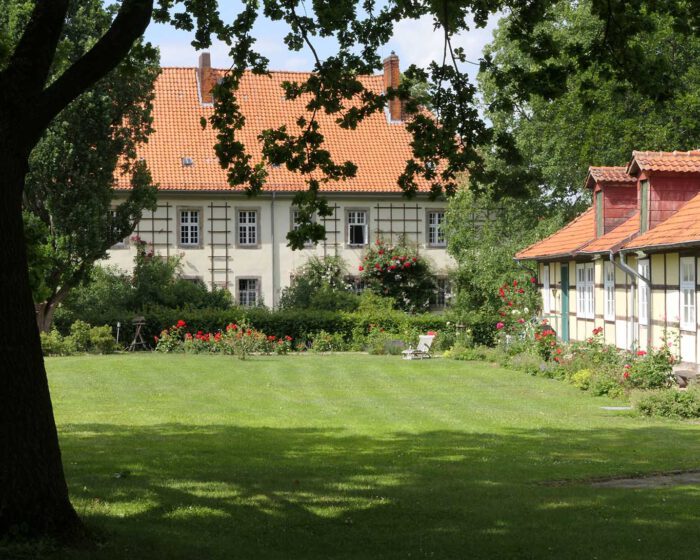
[359,239,436,313]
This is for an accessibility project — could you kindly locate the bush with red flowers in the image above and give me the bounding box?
[359,239,436,313]
[155,319,295,360]
[533,322,561,361]
[494,277,540,338]
[624,343,677,389]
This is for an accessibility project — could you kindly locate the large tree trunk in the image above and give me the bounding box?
[0,149,82,538]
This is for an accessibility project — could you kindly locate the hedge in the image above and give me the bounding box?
[54,305,449,349]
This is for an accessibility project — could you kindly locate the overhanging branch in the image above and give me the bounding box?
[35,0,154,134]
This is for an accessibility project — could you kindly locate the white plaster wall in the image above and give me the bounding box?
[105,193,455,307]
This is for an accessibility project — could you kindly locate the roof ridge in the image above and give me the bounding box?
[160,66,383,78]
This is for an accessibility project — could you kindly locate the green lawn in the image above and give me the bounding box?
[20,355,700,558]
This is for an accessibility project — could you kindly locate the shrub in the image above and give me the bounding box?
[571,369,593,390]
[40,329,74,356]
[279,256,359,311]
[590,375,625,399]
[69,320,93,353]
[310,330,346,353]
[89,325,117,354]
[625,346,676,389]
[636,387,700,419]
[359,239,435,313]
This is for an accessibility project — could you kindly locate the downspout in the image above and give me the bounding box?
[615,250,652,350]
[271,191,279,308]
[515,259,537,280]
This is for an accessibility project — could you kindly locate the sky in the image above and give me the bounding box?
[143,5,499,84]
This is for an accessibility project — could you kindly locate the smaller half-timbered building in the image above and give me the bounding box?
[516,150,700,365]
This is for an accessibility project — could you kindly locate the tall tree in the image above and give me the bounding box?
[1,0,698,540]
[477,0,700,202]
[23,2,159,332]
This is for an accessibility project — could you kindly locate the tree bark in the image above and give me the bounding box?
[36,289,69,333]
[0,0,154,539]
[0,148,83,537]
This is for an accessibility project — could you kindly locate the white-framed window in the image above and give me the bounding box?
[238,210,258,246]
[680,257,696,331]
[238,278,259,307]
[347,210,368,246]
[542,265,551,314]
[576,262,594,319]
[431,277,452,308]
[604,261,615,321]
[427,210,446,247]
[180,210,200,246]
[638,259,650,326]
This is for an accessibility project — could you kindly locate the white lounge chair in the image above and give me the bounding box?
[402,334,435,360]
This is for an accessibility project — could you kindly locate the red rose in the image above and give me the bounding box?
[176,319,186,328]
[359,265,364,272]
[513,280,518,287]
[530,277,536,283]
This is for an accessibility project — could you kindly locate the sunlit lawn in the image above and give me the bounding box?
[18,354,700,558]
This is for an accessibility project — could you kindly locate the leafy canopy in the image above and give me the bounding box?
[17,0,159,328]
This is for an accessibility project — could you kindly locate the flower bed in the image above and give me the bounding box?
[449,277,695,418]
[155,320,293,359]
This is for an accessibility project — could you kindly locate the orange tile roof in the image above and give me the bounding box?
[515,208,595,260]
[628,150,700,175]
[580,213,639,254]
[115,67,432,193]
[624,193,700,250]
[585,166,635,189]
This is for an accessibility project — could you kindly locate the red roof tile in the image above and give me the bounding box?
[515,209,595,260]
[116,67,432,193]
[624,193,700,250]
[585,166,636,189]
[580,213,639,254]
[628,150,700,175]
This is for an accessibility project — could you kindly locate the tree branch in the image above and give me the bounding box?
[35,0,154,134]
[1,0,70,99]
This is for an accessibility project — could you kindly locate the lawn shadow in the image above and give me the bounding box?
[45,423,700,559]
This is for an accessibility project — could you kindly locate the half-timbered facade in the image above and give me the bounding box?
[517,150,700,365]
[108,53,453,307]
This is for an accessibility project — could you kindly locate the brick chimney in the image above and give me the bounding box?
[383,52,403,122]
[198,52,216,104]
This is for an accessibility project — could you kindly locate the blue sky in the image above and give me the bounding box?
[144,4,498,84]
